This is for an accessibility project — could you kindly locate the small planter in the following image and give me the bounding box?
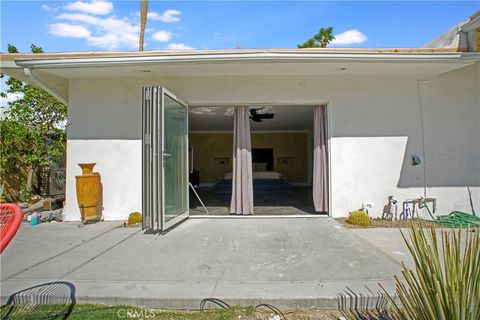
[75,163,102,224]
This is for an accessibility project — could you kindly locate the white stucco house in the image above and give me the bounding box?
[1,13,479,232]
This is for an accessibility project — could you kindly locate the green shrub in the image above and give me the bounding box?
[346,210,371,227]
[19,180,31,203]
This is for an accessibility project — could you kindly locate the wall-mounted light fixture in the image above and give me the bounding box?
[411,154,422,166]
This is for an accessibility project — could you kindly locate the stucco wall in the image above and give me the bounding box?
[64,63,480,220]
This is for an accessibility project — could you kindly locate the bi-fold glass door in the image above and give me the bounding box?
[142,86,189,232]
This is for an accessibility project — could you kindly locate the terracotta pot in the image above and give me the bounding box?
[79,163,96,175]
[76,163,102,223]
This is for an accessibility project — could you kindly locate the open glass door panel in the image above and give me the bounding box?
[142,86,189,232]
[162,89,189,230]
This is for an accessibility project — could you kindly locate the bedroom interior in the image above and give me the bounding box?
[188,105,325,216]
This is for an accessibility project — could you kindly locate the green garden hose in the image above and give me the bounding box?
[420,201,480,228]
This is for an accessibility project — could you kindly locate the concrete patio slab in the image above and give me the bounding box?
[1,218,403,309]
[350,228,414,269]
[350,227,472,271]
[1,222,122,280]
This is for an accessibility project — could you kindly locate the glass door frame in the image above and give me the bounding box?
[142,86,189,232]
[160,87,189,231]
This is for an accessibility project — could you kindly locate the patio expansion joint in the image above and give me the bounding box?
[58,229,142,280]
[210,267,228,296]
[3,224,122,281]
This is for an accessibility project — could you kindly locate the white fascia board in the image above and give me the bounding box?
[461,16,480,32]
[0,60,19,69]
[1,60,31,82]
[1,61,68,104]
[13,52,480,69]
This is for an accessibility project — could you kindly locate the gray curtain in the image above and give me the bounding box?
[313,105,328,213]
[230,106,254,215]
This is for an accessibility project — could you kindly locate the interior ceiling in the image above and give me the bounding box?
[189,105,314,131]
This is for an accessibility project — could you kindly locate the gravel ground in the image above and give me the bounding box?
[256,309,342,319]
[336,217,437,229]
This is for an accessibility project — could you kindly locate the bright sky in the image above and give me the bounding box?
[1,1,479,53]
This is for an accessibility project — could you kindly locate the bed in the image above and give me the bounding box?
[213,171,293,193]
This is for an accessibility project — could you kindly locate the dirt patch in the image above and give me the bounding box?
[256,309,342,319]
[336,217,437,229]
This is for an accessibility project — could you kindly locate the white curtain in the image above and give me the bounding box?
[313,105,328,213]
[230,106,254,215]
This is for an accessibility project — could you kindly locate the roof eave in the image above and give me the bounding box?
[8,51,479,69]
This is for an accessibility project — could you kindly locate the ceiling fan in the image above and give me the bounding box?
[249,108,274,122]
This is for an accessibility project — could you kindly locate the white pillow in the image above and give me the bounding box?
[224,171,282,180]
[253,171,282,180]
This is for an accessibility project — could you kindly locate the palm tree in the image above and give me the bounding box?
[298,27,335,48]
[297,38,318,48]
[314,27,335,48]
[139,0,149,51]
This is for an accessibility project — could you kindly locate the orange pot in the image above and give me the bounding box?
[76,163,102,223]
[79,163,96,175]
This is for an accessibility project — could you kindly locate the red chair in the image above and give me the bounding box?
[0,204,23,254]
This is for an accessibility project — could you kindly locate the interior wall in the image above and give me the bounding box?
[189,133,232,184]
[63,63,479,220]
[252,132,309,184]
[189,132,309,185]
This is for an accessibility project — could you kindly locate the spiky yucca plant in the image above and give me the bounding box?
[346,210,371,227]
[385,225,480,320]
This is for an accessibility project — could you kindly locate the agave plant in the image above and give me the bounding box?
[385,225,480,320]
[337,225,480,320]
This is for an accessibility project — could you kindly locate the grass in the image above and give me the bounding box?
[0,304,254,320]
[0,304,341,320]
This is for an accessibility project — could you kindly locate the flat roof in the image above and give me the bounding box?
[1,48,478,105]
[2,48,477,72]
[0,47,463,63]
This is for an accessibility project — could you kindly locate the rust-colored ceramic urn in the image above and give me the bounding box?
[76,163,102,223]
